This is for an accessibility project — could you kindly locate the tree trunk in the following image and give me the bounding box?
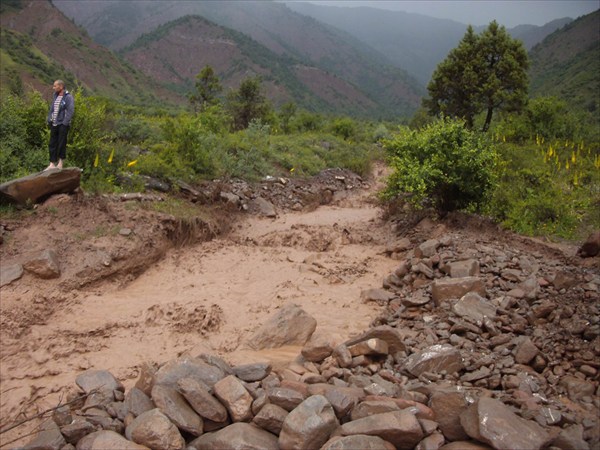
[482,107,494,132]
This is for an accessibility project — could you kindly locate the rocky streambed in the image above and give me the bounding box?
[6,210,598,450]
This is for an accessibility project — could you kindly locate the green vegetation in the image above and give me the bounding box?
[383,118,498,215]
[189,65,223,112]
[2,63,597,243]
[0,76,381,189]
[424,21,529,131]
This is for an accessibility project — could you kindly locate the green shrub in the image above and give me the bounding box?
[330,117,356,141]
[383,118,498,214]
[0,92,47,180]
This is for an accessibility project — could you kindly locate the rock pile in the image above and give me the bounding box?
[174,168,368,215]
[17,225,600,449]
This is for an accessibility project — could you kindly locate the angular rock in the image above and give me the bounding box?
[404,344,464,377]
[0,167,81,205]
[22,419,65,450]
[386,237,412,254]
[350,399,401,421]
[339,410,423,450]
[0,263,23,287]
[402,291,431,307]
[445,259,480,278]
[151,384,203,436]
[267,386,306,412]
[126,408,185,450]
[247,303,317,350]
[414,239,440,258]
[23,249,61,279]
[232,362,272,382]
[323,386,364,420]
[460,397,550,450]
[344,325,406,355]
[552,424,590,450]
[321,435,396,450]
[252,403,289,435]
[134,361,156,396]
[559,376,596,402]
[452,292,496,323]
[188,422,279,450]
[429,389,469,441]
[197,354,234,376]
[124,387,154,418]
[416,432,445,450]
[301,333,334,363]
[360,288,396,305]
[279,395,339,450]
[333,344,353,368]
[76,369,124,394]
[348,338,389,357]
[76,430,148,450]
[153,356,225,389]
[552,271,578,290]
[60,418,95,444]
[249,196,277,218]
[431,277,486,305]
[512,337,539,365]
[213,375,254,422]
[177,377,228,422]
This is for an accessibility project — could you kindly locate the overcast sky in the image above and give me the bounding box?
[298,0,599,27]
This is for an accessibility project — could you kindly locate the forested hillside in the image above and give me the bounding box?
[53,0,424,118]
[119,15,377,115]
[529,10,600,114]
[0,0,172,105]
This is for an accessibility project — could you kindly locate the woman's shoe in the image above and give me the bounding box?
[44,163,56,171]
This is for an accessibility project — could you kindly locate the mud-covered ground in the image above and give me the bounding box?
[0,166,597,448]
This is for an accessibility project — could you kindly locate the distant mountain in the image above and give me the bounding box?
[285,2,574,85]
[53,0,424,118]
[119,15,378,115]
[510,18,573,50]
[0,0,173,105]
[529,10,599,112]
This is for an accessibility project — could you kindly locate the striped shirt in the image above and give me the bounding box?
[51,95,63,125]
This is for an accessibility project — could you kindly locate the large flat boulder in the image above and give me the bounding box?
[0,168,81,205]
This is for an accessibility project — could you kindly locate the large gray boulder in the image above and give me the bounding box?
[279,395,339,450]
[460,397,551,450]
[248,303,317,350]
[188,422,279,450]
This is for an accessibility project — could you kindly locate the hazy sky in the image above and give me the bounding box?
[299,0,600,27]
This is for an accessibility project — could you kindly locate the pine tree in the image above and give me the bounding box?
[226,76,272,131]
[424,21,529,131]
[189,65,222,113]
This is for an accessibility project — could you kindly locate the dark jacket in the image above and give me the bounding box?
[47,91,75,126]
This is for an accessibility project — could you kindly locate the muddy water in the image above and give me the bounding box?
[0,187,399,431]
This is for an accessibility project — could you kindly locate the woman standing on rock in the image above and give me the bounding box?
[45,79,74,171]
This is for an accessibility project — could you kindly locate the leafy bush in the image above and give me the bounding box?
[330,117,356,140]
[383,118,498,214]
[68,91,111,173]
[0,92,47,180]
[494,97,585,143]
